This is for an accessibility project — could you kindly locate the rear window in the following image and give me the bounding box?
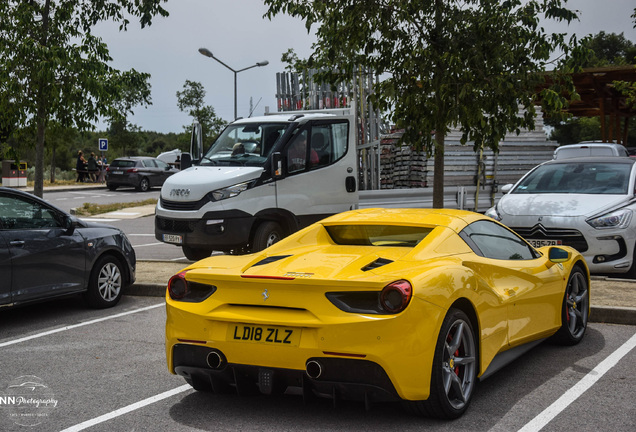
[325,225,432,247]
[110,160,136,168]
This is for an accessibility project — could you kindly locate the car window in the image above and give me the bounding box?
[0,194,62,230]
[460,220,537,260]
[142,159,157,168]
[512,162,632,194]
[325,224,433,247]
[110,160,136,168]
[156,159,170,169]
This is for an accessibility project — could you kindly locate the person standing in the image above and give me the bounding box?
[76,150,87,182]
[87,152,98,182]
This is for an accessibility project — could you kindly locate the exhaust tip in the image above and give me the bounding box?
[305,360,322,379]
[206,350,226,369]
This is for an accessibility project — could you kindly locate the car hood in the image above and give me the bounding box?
[499,193,629,217]
[160,166,264,201]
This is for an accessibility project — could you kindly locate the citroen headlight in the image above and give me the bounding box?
[586,208,633,229]
[212,181,252,201]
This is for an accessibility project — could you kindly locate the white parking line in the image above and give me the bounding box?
[134,242,166,248]
[0,303,163,348]
[60,384,191,432]
[518,331,636,432]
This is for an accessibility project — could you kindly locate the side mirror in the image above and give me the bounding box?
[180,153,192,170]
[64,215,80,235]
[501,184,514,194]
[548,247,570,263]
[272,152,283,179]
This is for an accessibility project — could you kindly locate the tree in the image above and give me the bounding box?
[0,1,168,197]
[176,80,226,148]
[265,0,586,207]
[548,27,636,145]
[583,31,636,67]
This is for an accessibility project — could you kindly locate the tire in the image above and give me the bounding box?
[85,255,125,308]
[107,183,117,191]
[137,177,150,192]
[182,245,213,261]
[551,267,589,345]
[406,308,477,419]
[251,221,283,252]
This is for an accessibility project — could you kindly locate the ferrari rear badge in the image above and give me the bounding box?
[283,272,314,278]
[262,289,269,301]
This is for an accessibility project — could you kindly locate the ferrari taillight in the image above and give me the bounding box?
[380,280,412,313]
[168,271,217,302]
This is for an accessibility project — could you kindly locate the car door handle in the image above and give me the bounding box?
[9,240,25,247]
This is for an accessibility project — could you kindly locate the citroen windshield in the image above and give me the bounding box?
[199,122,291,167]
[512,161,632,195]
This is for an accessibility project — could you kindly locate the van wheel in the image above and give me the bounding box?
[252,221,283,252]
[182,245,212,261]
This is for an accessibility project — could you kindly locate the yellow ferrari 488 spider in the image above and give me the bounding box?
[165,208,590,419]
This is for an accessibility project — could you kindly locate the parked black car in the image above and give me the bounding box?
[0,187,136,309]
[106,156,179,192]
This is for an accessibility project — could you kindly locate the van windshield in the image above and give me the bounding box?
[200,122,290,167]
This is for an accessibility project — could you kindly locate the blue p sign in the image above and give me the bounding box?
[99,138,108,151]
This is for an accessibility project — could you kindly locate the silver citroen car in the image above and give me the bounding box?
[486,156,636,277]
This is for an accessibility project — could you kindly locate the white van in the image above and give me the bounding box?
[553,142,628,159]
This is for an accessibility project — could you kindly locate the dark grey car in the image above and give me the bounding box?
[106,156,178,192]
[0,187,136,309]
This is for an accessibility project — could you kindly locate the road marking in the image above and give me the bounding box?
[128,234,156,236]
[60,384,191,432]
[134,242,165,248]
[518,331,636,432]
[0,303,163,348]
[79,218,121,222]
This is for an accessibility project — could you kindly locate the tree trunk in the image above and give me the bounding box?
[34,115,46,198]
[432,131,445,208]
[50,146,56,183]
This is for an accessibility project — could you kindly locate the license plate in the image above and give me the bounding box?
[527,239,562,248]
[162,234,183,244]
[228,324,301,347]
[113,170,123,175]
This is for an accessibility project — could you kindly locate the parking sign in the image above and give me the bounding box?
[99,138,108,151]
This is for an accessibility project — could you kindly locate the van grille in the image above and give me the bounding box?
[155,216,197,233]
[160,195,211,211]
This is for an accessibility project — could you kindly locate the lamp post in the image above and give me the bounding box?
[198,48,269,120]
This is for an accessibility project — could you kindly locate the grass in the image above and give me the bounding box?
[73,199,157,216]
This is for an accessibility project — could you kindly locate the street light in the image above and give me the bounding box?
[198,47,269,120]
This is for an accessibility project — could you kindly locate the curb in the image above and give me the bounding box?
[123,283,636,326]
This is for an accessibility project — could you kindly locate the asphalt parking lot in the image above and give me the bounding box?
[2,184,632,430]
[0,295,634,431]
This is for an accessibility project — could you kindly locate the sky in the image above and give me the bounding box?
[93,0,636,134]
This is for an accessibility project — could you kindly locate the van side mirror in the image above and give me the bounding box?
[180,153,192,170]
[272,152,283,179]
